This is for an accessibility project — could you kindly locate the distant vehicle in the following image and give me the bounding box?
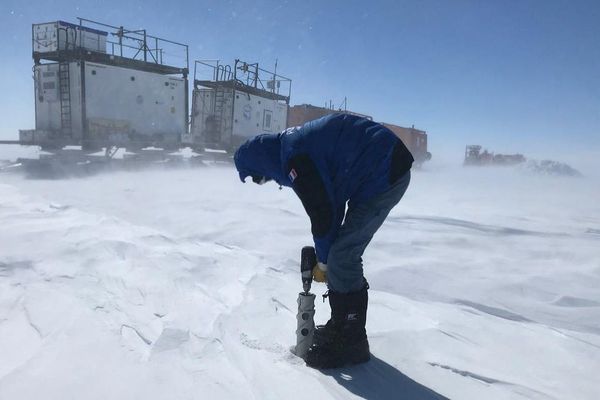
[464,145,526,166]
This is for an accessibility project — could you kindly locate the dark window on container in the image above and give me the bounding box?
[263,110,272,131]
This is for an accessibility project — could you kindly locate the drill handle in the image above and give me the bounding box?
[300,246,317,293]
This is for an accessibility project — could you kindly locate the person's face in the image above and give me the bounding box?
[251,175,270,185]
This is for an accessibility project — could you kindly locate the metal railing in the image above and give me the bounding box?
[194,59,292,101]
[76,17,189,71]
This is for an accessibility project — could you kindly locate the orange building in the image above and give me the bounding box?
[287,104,372,127]
[287,104,431,164]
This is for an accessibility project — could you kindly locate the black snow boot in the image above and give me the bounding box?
[305,284,370,369]
[313,280,369,346]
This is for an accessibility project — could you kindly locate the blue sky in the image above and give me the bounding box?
[0,0,598,164]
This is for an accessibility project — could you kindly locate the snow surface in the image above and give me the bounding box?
[1,163,599,399]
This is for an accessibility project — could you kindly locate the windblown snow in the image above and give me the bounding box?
[1,164,599,400]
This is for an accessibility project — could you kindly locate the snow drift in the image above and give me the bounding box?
[1,164,599,399]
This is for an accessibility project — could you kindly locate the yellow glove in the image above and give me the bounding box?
[312,262,328,283]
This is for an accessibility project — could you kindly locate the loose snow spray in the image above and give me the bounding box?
[294,246,317,359]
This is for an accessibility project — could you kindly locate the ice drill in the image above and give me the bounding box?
[295,246,317,359]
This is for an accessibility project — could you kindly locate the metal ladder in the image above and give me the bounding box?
[58,62,72,136]
[212,88,226,143]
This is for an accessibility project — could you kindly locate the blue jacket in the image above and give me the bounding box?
[234,113,413,263]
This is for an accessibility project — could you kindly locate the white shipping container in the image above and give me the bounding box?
[190,86,287,151]
[190,88,233,147]
[33,21,107,54]
[232,91,287,137]
[35,61,186,146]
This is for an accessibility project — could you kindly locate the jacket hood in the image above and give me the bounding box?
[234,133,286,185]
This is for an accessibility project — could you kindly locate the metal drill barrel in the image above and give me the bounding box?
[295,292,316,359]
